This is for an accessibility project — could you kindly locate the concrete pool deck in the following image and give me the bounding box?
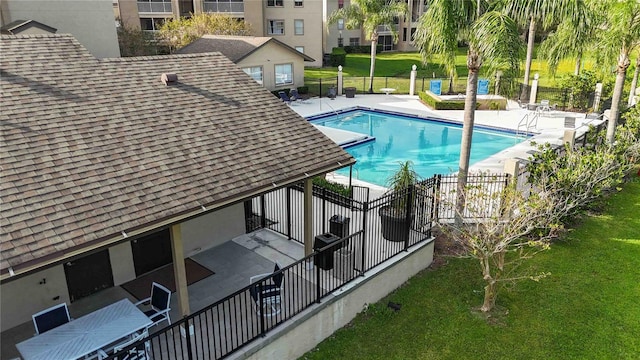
[289,94,604,192]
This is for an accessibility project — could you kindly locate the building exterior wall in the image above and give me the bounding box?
[238,41,306,91]
[243,0,264,37]
[1,0,120,58]
[181,203,246,257]
[0,265,71,331]
[0,204,245,331]
[237,240,435,360]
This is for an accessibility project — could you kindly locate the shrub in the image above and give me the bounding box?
[330,47,346,67]
[343,45,383,54]
[297,86,309,94]
[313,177,351,197]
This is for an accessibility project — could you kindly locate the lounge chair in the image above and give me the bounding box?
[290,89,309,103]
[278,91,294,105]
[249,262,284,317]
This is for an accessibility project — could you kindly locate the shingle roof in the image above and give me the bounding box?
[177,35,315,62]
[0,34,353,278]
[0,20,57,35]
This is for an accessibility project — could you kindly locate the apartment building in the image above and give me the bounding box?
[0,0,120,58]
[114,0,428,67]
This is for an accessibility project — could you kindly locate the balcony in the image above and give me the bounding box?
[138,0,172,13]
[203,0,244,14]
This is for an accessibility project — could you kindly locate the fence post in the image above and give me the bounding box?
[593,83,603,112]
[322,187,327,234]
[338,65,343,95]
[315,259,322,303]
[404,185,414,251]
[360,201,368,274]
[319,78,323,98]
[433,175,441,221]
[564,130,576,149]
[529,73,539,104]
[503,159,520,187]
[409,64,417,96]
[258,282,266,336]
[286,186,292,239]
[260,195,266,229]
[363,77,366,93]
[422,77,425,92]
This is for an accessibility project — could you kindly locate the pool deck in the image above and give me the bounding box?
[289,94,604,192]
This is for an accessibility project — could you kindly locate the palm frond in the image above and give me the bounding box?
[471,11,523,75]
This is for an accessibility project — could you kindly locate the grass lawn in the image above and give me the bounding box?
[304,48,599,87]
[301,178,640,360]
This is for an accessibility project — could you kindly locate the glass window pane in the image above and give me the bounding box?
[275,64,293,85]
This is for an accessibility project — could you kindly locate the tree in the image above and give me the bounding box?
[628,56,639,107]
[538,3,595,76]
[328,0,408,93]
[116,25,158,57]
[156,13,252,52]
[414,0,521,224]
[592,0,640,144]
[505,0,588,99]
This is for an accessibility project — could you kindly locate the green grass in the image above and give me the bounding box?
[305,47,600,87]
[301,179,640,360]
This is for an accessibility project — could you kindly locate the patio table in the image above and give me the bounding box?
[16,299,152,360]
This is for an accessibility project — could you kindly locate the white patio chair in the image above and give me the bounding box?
[32,303,71,335]
[135,282,172,329]
[540,99,551,113]
[249,263,284,317]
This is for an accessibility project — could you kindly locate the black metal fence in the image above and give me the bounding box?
[104,173,513,360]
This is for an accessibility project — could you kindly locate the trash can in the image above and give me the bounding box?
[333,248,355,280]
[314,233,340,270]
[329,215,350,243]
[327,87,337,99]
[344,87,356,98]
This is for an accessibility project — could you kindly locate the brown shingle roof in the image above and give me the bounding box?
[177,35,315,62]
[0,34,353,278]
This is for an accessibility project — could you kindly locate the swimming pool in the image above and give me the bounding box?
[309,108,524,187]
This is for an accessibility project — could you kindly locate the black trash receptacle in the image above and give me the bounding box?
[314,233,340,270]
[344,87,356,98]
[329,215,351,243]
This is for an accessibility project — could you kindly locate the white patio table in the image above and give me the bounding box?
[17,299,152,360]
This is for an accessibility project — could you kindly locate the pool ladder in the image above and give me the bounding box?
[516,111,539,140]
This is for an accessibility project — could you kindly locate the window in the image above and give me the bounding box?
[338,37,344,47]
[294,19,304,35]
[402,28,407,42]
[338,0,344,9]
[242,66,263,85]
[267,0,283,7]
[275,63,293,85]
[294,0,303,6]
[267,20,285,35]
[349,37,360,46]
[140,17,166,31]
[137,0,172,13]
[203,0,244,13]
[295,46,304,53]
[337,19,344,30]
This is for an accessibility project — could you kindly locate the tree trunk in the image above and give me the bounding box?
[455,50,480,225]
[574,54,582,76]
[606,52,630,144]
[520,16,536,100]
[481,281,497,312]
[368,32,378,94]
[628,56,639,106]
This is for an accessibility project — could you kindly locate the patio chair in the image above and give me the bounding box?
[540,99,552,113]
[278,91,293,105]
[111,328,150,358]
[32,302,71,335]
[564,116,576,128]
[135,282,171,329]
[249,262,284,317]
[290,88,309,103]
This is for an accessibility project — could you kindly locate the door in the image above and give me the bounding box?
[131,229,172,276]
[65,250,114,302]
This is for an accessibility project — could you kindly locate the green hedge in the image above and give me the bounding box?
[418,91,506,110]
[313,177,352,198]
[343,45,383,54]
[330,47,346,67]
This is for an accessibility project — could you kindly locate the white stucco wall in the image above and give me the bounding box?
[234,239,435,360]
[181,203,246,256]
[239,41,307,92]
[0,265,71,331]
[2,0,120,58]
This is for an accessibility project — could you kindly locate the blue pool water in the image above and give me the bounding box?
[310,109,523,187]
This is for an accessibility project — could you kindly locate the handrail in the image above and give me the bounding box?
[516,111,538,139]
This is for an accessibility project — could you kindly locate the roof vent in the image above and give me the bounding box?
[161,73,178,85]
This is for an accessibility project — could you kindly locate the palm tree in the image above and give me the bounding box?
[505,0,587,99]
[538,3,594,76]
[328,0,408,93]
[414,0,521,223]
[594,0,640,143]
[629,56,639,107]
